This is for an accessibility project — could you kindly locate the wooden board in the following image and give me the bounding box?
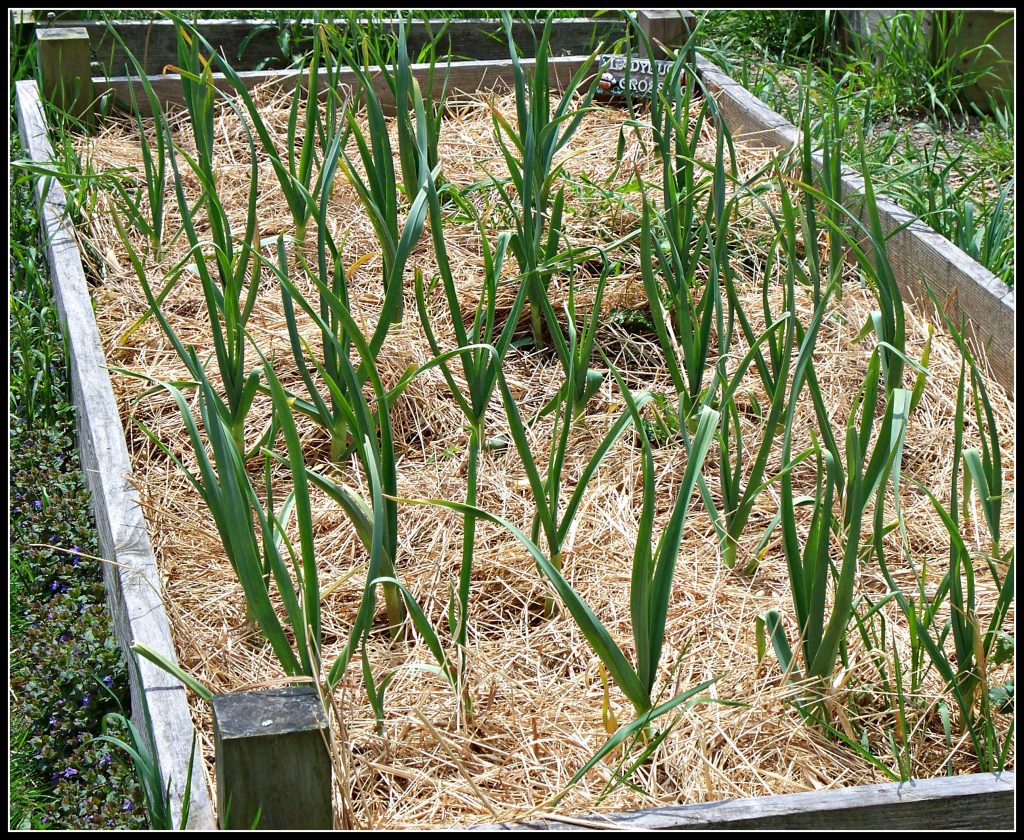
[14,78,216,832]
[472,771,1014,830]
[695,56,1015,394]
[41,16,624,76]
[100,55,595,117]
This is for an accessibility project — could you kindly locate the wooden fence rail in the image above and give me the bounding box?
[26,15,626,76]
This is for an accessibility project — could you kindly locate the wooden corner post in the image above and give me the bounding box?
[36,25,95,127]
[638,9,697,64]
[212,687,334,830]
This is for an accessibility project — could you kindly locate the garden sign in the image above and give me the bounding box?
[597,53,680,97]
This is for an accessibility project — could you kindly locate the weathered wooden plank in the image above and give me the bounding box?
[833,166,1016,386]
[14,78,216,832]
[472,772,1015,830]
[212,687,333,830]
[44,16,624,76]
[694,59,800,149]
[99,55,596,117]
[696,56,1015,394]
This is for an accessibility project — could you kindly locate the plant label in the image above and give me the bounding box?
[596,53,680,98]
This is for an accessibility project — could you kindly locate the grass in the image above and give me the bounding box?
[860,126,1015,285]
[700,10,840,64]
[697,10,1015,286]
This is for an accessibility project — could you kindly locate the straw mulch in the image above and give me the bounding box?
[77,80,1014,829]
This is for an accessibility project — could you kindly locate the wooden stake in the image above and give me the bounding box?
[212,686,333,830]
[638,9,697,64]
[36,25,94,127]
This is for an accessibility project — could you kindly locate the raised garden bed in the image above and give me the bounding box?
[18,9,1015,831]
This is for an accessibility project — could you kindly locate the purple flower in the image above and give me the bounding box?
[102,675,114,688]
[62,767,78,779]
[50,580,61,592]
[99,753,113,767]
[122,800,134,812]
[59,633,71,643]
[81,693,90,708]
[34,500,42,511]
[49,715,58,728]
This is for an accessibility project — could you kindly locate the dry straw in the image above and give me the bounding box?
[76,19,1014,829]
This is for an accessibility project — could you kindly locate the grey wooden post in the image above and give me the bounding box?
[212,686,333,830]
[638,9,697,63]
[36,24,94,127]
[12,9,37,66]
